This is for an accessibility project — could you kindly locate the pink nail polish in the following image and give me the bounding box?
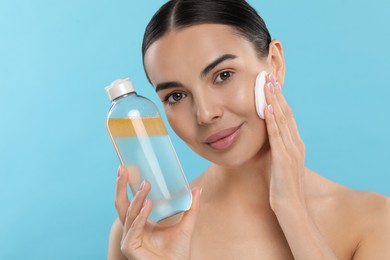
[268,73,277,85]
[117,167,122,178]
[267,104,274,114]
[267,82,274,94]
[139,181,145,191]
[276,82,282,92]
[143,199,149,208]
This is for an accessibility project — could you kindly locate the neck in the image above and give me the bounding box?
[204,142,273,209]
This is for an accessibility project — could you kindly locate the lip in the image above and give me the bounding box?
[205,124,243,150]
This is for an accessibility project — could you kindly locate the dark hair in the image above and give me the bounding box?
[142,0,272,81]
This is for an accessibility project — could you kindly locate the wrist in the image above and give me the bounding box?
[270,200,337,260]
[270,197,308,219]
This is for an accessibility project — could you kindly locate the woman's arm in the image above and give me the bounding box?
[264,73,390,259]
[272,202,337,259]
[264,75,337,259]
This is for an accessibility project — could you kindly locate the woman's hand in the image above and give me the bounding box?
[263,73,306,213]
[263,73,337,259]
[115,166,202,260]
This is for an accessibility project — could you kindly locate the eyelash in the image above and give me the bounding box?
[215,71,234,84]
[162,71,233,106]
[163,92,187,106]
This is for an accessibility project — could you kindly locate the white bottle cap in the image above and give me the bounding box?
[105,78,135,101]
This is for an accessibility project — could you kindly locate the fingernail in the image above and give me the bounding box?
[267,104,274,114]
[142,199,149,208]
[139,181,145,192]
[268,73,276,85]
[267,82,274,94]
[200,188,203,195]
[117,166,122,178]
[276,82,282,92]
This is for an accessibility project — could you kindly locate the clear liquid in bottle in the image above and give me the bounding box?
[105,78,192,222]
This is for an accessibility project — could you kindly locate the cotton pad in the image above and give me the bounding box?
[254,71,268,119]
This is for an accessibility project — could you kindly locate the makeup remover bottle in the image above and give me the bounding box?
[105,78,192,222]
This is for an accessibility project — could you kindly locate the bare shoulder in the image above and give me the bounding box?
[107,218,127,260]
[305,168,389,213]
[340,187,390,237]
[305,169,390,259]
[349,191,390,259]
[313,170,389,220]
[348,189,390,220]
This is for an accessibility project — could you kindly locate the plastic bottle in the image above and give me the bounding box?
[105,78,192,222]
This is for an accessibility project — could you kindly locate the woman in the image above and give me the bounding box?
[108,0,390,259]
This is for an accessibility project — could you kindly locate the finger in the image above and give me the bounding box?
[274,82,302,144]
[115,166,130,224]
[179,187,202,236]
[125,198,153,244]
[264,102,287,158]
[122,180,151,237]
[264,79,294,149]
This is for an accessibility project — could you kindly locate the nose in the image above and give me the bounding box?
[194,92,223,125]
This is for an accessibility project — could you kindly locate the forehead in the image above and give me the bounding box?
[144,24,257,85]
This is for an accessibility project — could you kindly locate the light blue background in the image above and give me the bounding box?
[1,0,389,258]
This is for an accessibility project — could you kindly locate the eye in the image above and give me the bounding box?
[165,92,187,105]
[215,71,233,83]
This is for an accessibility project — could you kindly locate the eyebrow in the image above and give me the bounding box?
[155,53,238,92]
[201,54,238,78]
[155,82,184,92]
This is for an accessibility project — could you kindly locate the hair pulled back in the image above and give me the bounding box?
[142,0,272,79]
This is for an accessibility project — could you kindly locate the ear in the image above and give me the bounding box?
[266,40,286,86]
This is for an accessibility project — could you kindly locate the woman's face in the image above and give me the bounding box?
[144,24,272,167]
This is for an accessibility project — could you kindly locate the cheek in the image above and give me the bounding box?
[225,78,257,116]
